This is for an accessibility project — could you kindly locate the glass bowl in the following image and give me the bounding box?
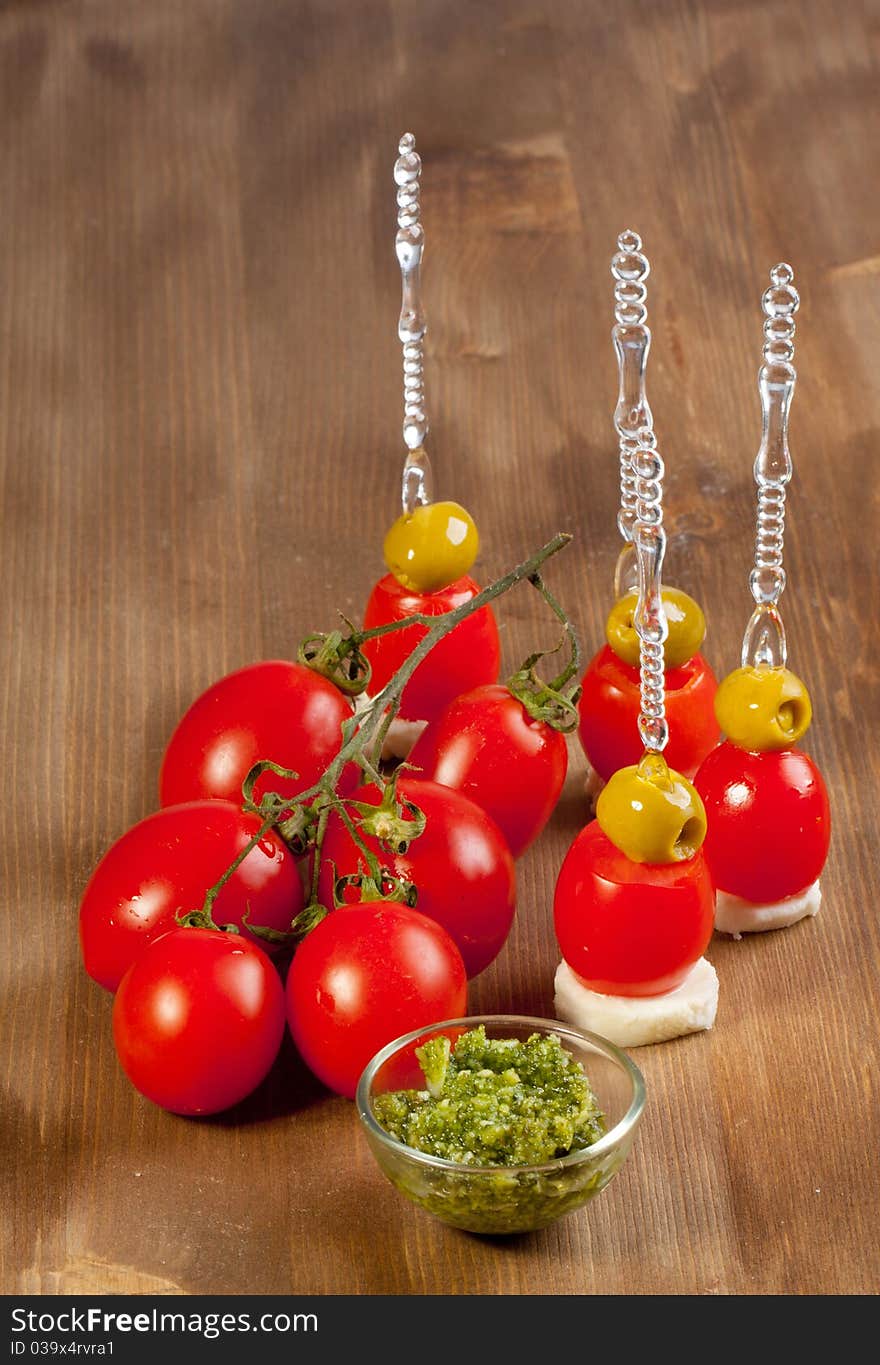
[356,1014,646,1236]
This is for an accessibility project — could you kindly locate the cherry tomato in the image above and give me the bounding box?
[578,644,719,782]
[694,741,830,902]
[159,661,353,807]
[318,778,516,977]
[286,902,467,1098]
[554,822,715,997]
[79,801,303,992]
[362,575,500,723]
[113,928,286,1115]
[407,684,568,857]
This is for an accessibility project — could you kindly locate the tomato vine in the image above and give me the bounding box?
[186,531,579,945]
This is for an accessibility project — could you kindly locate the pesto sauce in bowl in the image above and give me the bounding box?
[374,1026,605,1166]
[364,1023,631,1235]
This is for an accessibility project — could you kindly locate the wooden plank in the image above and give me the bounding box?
[1,0,877,1295]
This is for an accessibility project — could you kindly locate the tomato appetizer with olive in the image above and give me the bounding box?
[554,751,719,1048]
[578,585,720,795]
[694,664,831,936]
[363,500,501,753]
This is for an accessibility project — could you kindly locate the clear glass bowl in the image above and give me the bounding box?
[356,1014,646,1236]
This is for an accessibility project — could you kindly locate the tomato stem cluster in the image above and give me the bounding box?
[190,532,577,946]
[504,571,583,732]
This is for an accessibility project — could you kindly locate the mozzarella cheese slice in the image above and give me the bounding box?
[380,716,428,761]
[715,879,821,939]
[554,956,719,1048]
[354,693,428,761]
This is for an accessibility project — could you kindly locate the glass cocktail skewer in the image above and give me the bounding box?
[741,263,799,669]
[612,230,652,599]
[361,135,500,749]
[554,396,717,1046]
[632,427,669,756]
[695,264,830,936]
[577,233,719,800]
[395,133,432,515]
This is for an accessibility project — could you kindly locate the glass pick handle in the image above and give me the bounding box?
[612,231,652,596]
[394,133,432,514]
[632,430,668,753]
[742,263,800,668]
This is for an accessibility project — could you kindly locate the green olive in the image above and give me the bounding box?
[383,500,479,593]
[596,751,707,864]
[605,587,707,669]
[714,665,812,751]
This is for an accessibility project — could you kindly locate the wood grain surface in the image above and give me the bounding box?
[2,0,878,1297]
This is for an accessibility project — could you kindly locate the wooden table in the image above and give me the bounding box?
[2,0,878,1297]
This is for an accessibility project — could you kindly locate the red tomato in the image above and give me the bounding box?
[407,684,568,857]
[159,661,353,807]
[694,741,830,902]
[286,903,467,1098]
[362,574,500,722]
[113,929,286,1115]
[554,822,715,997]
[578,645,719,781]
[318,778,516,978]
[79,801,303,992]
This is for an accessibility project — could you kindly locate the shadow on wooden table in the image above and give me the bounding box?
[204,1030,330,1128]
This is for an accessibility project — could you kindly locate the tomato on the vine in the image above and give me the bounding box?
[79,801,303,992]
[113,928,286,1115]
[286,902,467,1098]
[362,575,500,723]
[578,645,719,781]
[159,661,353,807]
[694,742,830,903]
[318,778,516,977]
[407,684,568,857]
[554,822,715,997]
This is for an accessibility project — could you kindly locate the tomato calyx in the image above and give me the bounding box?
[241,759,323,854]
[287,899,330,945]
[298,626,372,697]
[331,867,418,909]
[506,654,582,732]
[347,775,427,856]
[175,905,241,935]
[176,863,282,942]
[505,579,583,733]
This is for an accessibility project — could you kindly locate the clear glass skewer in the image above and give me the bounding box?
[741,263,800,669]
[633,427,669,753]
[395,132,432,515]
[612,229,652,598]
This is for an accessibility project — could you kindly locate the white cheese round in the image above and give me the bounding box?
[715,879,821,939]
[354,693,428,761]
[380,716,428,761]
[554,956,719,1048]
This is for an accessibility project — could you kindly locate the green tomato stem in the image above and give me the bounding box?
[331,795,383,885]
[531,572,582,693]
[182,811,279,932]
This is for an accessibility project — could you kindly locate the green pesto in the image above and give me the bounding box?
[373,1025,605,1168]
